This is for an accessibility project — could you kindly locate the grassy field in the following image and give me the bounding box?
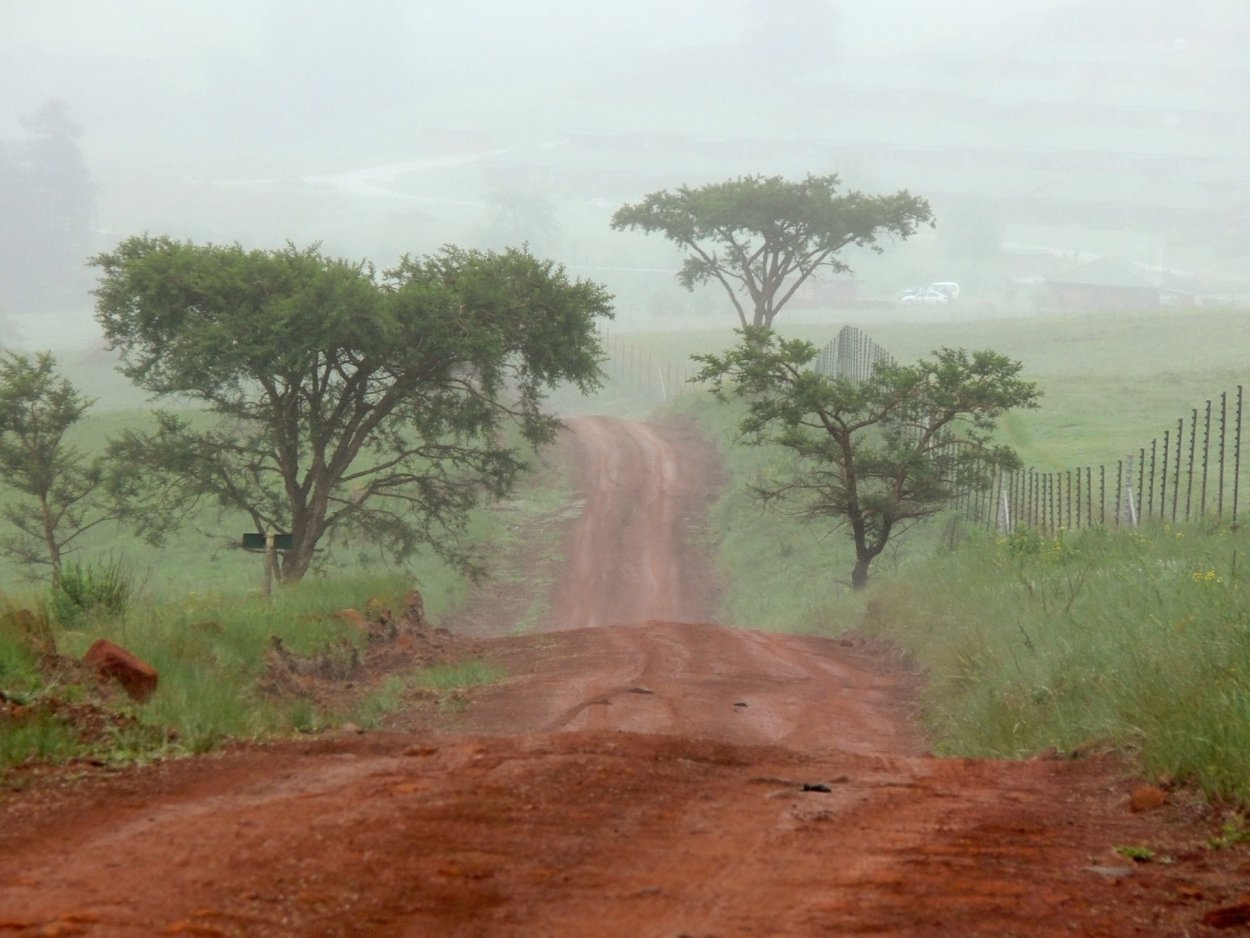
[617,305,1250,469]
[863,524,1250,803]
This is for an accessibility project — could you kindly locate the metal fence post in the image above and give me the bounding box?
[1235,386,1244,526]
[1201,400,1212,520]
[1219,392,1227,521]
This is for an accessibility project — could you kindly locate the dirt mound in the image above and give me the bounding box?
[0,688,150,753]
[258,589,483,711]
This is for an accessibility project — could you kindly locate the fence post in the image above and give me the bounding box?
[1173,417,1183,524]
[1148,438,1157,521]
[1218,392,1227,521]
[1030,469,1038,528]
[1087,466,1094,527]
[1050,472,1057,534]
[1122,457,1136,527]
[1155,435,1165,525]
[998,470,1011,533]
[1187,408,1198,522]
[1201,400,1212,520]
[1234,385,1244,526]
[1074,467,1081,529]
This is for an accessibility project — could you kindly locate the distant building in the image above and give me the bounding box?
[1046,257,1161,310]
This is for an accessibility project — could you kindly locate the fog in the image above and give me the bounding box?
[3,0,1249,344]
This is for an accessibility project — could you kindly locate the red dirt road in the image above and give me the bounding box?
[2,416,1249,936]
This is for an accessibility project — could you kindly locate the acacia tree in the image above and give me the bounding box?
[611,174,932,330]
[0,352,121,587]
[695,329,1040,589]
[93,237,613,583]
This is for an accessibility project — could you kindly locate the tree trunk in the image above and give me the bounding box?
[280,541,317,583]
[851,555,872,590]
[40,494,62,591]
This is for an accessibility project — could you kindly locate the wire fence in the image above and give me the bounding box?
[591,327,703,407]
[987,386,1244,533]
[811,326,1247,533]
[813,325,896,384]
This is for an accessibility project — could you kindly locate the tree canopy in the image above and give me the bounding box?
[695,328,1040,589]
[92,237,613,582]
[0,352,120,587]
[611,174,932,329]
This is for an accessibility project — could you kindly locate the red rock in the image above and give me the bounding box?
[1128,785,1167,812]
[83,639,159,703]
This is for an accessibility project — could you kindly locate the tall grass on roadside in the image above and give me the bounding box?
[0,710,82,768]
[354,659,507,727]
[47,555,136,628]
[864,523,1250,804]
[46,573,417,753]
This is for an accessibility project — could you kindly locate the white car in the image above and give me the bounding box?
[899,287,950,305]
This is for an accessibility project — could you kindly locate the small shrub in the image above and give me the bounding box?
[1209,815,1250,850]
[416,659,506,691]
[0,710,82,770]
[0,602,55,659]
[49,556,135,628]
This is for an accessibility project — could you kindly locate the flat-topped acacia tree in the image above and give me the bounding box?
[611,173,933,330]
[93,237,613,583]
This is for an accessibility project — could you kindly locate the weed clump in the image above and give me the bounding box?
[48,556,134,628]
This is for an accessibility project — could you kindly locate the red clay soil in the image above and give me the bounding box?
[2,416,1250,937]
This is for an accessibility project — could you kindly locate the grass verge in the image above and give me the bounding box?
[864,523,1250,803]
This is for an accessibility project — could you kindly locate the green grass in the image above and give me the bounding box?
[0,711,81,769]
[0,394,586,770]
[415,659,507,691]
[44,574,417,753]
[624,306,1250,470]
[0,564,500,767]
[863,523,1250,803]
[355,659,507,726]
[693,411,1250,804]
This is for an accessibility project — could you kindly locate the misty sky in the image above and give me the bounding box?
[3,0,1249,338]
[2,0,1088,162]
[9,7,928,116]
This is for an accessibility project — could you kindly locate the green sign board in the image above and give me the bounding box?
[241,532,294,551]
